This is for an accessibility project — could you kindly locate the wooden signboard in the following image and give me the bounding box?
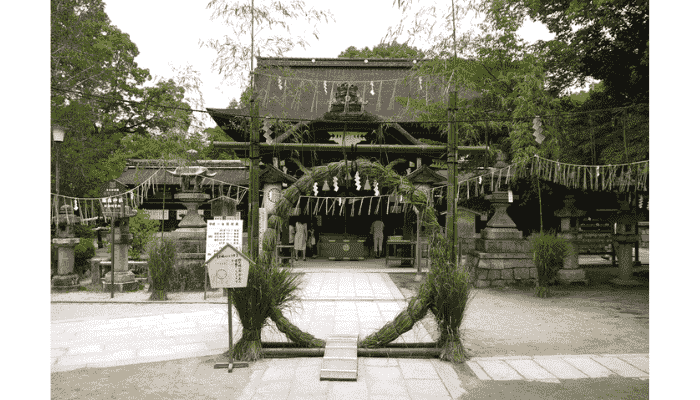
[205,244,251,288]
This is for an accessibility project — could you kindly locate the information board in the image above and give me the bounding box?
[206,244,250,288]
[206,219,243,262]
[144,209,168,220]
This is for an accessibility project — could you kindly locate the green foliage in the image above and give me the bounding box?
[518,0,649,102]
[422,234,471,337]
[338,40,426,59]
[230,258,302,360]
[528,230,571,296]
[169,263,207,292]
[74,237,96,276]
[128,209,160,260]
[147,238,177,300]
[51,0,199,197]
[72,223,96,239]
[202,0,334,90]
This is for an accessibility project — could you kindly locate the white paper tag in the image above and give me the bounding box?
[508,190,513,203]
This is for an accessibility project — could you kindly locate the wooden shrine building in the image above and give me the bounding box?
[204,57,486,260]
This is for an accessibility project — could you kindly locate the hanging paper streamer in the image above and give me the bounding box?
[376,81,383,111]
[388,80,397,110]
[310,81,318,112]
[370,81,375,96]
[327,82,336,111]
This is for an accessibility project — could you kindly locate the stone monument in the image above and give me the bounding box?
[167,156,216,287]
[469,191,536,287]
[101,198,139,292]
[609,198,642,286]
[554,195,589,284]
[52,205,81,292]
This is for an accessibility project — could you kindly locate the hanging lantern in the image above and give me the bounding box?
[364,178,371,191]
[322,180,330,191]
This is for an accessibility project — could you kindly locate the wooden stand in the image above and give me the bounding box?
[385,240,416,267]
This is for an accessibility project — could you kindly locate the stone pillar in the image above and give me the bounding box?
[554,195,588,284]
[90,257,102,284]
[52,238,81,291]
[52,205,81,292]
[610,200,641,286]
[103,218,139,292]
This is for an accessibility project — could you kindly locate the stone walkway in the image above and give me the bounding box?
[52,270,649,399]
[51,272,431,374]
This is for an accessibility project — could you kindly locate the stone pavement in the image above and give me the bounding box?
[51,272,430,373]
[52,270,649,399]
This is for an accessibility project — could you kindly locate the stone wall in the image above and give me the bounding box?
[472,264,537,288]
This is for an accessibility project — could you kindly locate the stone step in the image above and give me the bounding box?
[320,334,358,381]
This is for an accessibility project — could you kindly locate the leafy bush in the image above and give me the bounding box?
[147,237,177,300]
[528,231,571,297]
[129,209,160,260]
[73,224,96,239]
[169,263,207,292]
[74,237,95,277]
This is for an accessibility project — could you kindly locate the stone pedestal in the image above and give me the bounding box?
[610,234,642,286]
[52,237,81,292]
[174,191,210,290]
[554,195,588,285]
[102,220,139,292]
[469,191,535,287]
[609,199,642,286]
[555,232,589,285]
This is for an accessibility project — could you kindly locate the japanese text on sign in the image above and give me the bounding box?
[206,220,243,261]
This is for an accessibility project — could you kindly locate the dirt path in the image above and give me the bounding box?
[389,268,649,357]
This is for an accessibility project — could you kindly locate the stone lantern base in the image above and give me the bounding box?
[610,235,643,286]
[52,237,81,292]
[52,274,80,292]
[102,271,141,292]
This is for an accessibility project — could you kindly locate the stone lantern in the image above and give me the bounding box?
[101,199,139,292]
[52,205,81,291]
[609,198,642,286]
[554,195,588,284]
[167,160,217,282]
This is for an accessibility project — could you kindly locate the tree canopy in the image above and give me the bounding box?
[337,40,426,59]
[51,0,200,197]
[382,0,648,165]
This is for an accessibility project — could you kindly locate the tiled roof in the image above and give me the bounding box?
[116,161,249,187]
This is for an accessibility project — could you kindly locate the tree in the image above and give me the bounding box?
[201,0,334,91]
[51,0,198,197]
[494,0,649,103]
[338,40,426,59]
